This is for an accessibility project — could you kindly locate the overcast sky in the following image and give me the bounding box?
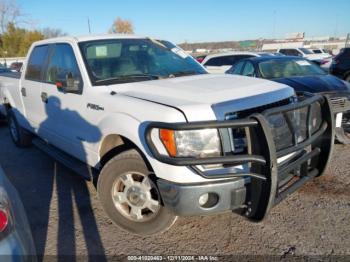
[17,0,350,43]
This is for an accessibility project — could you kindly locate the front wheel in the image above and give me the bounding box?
[97,149,177,235]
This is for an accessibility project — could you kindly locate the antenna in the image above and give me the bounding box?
[272,10,276,39]
[87,17,91,34]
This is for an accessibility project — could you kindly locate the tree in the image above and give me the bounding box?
[0,23,44,57]
[0,0,22,34]
[110,18,134,34]
[19,30,44,56]
[41,27,67,39]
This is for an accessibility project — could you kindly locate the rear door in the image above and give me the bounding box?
[22,45,50,129]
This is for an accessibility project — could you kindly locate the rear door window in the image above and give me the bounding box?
[25,45,49,81]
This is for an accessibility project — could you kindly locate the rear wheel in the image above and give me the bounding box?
[7,110,32,147]
[97,149,177,235]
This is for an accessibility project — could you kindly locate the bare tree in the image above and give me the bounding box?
[0,0,22,34]
[110,18,134,34]
[41,27,67,39]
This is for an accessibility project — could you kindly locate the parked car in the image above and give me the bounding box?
[0,166,36,260]
[330,47,350,83]
[226,56,350,142]
[312,48,331,56]
[201,51,271,73]
[0,35,334,235]
[194,54,207,63]
[277,48,332,70]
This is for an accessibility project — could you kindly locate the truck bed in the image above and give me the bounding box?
[0,71,21,79]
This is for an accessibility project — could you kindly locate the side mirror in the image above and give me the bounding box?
[56,72,81,94]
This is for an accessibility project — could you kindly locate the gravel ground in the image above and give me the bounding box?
[0,122,349,261]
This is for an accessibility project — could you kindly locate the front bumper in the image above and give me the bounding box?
[145,93,334,220]
[157,178,247,216]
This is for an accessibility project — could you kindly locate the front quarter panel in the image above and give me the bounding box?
[95,99,215,183]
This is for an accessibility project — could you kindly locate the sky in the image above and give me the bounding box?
[16,0,350,44]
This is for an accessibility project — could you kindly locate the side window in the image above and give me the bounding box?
[230,61,245,74]
[204,57,225,66]
[279,49,288,55]
[45,44,82,86]
[242,62,255,77]
[205,55,254,67]
[293,50,302,56]
[25,45,49,81]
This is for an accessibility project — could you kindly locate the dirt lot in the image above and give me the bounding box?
[0,122,349,260]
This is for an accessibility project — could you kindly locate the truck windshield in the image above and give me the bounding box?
[258,59,326,79]
[79,38,207,85]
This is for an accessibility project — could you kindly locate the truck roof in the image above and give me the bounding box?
[33,34,148,45]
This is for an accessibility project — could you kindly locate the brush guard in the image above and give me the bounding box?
[144,93,334,221]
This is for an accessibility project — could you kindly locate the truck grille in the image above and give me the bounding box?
[330,96,350,113]
[226,98,292,120]
[225,97,322,154]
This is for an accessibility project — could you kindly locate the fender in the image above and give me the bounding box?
[93,112,212,183]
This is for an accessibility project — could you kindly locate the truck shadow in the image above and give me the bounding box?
[3,98,106,261]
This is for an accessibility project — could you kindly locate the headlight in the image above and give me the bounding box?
[159,129,221,158]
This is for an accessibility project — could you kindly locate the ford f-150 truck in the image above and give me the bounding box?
[0,35,334,235]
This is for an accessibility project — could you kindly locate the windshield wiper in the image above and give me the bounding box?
[95,74,162,85]
[170,71,205,77]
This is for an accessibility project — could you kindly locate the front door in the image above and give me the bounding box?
[40,43,94,162]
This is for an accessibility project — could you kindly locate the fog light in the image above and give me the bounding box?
[199,193,209,206]
[198,193,219,208]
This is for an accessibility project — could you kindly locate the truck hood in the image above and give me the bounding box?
[110,74,294,121]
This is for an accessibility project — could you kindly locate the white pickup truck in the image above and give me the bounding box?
[0,35,334,235]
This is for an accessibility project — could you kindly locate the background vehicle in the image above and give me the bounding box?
[201,51,270,73]
[277,48,332,70]
[0,166,36,260]
[0,35,334,235]
[330,48,350,83]
[10,62,23,72]
[194,54,207,63]
[226,56,350,142]
[312,48,331,56]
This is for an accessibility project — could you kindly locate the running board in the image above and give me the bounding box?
[32,138,97,181]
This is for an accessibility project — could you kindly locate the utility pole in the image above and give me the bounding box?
[87,17,91,34]
[346,33,350,48]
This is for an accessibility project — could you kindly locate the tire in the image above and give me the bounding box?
[97,149,177,235]
[7,110,32,147]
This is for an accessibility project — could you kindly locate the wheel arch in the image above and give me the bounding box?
[97,133,155,185]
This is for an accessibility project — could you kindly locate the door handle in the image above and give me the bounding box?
[21,87,26,97]
[41,92,48,103]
